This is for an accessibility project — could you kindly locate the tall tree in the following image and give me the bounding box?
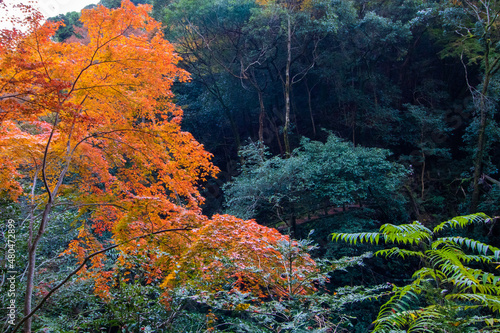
[0,2,216,330]
[160,0,259,149]
[441,0,500,211]
[255,0,321,154]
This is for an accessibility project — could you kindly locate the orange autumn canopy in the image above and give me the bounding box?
[0,0,319,305]
[0,0,217,295]
[0,0,215,222]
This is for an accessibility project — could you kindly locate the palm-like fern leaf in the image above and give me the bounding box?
[447,293,500,313]
[412,267,446,284]
[433,213,489,234]
[380,222,432,245]
[376,247,425,259]
[331,232,381,245]
[374,306,442,332]
[331,213,500,332]
[331,222,432,246]
[377,285,421,318]
[435,237,500,260]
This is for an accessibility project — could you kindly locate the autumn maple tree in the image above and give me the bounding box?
[162,214,319,298]
[0,1,215,331]
[0,1,320,331]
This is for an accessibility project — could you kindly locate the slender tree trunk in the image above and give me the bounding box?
[221,102,241,149]
[270,111,284,155]
[257,89,266,144]
[24,203,52,332]
[421,151,426,200]
[24,111,71,331]
[25,226,34,332]
[405,185,421,220]
[283,14,292,156]
[290,205,297,238]
[305,79,316,138]
[468,17,500,211]
[471,69,492,212]
[471,94,487,211]
[24,172,38,333]
[25,247,35,332]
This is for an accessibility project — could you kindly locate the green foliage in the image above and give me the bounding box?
[478,184,500,216]
[47,12,82,42]
[27,276,170,332]
[0,201,83,332]
[439,0,500,69]
[224,134,409,225]
[401,104,450,153]
[99,0,151,9]
[332,213,500,332]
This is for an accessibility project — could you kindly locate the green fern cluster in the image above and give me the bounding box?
[332,213,500,332]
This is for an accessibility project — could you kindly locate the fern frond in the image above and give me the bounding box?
[426,246,500,294]
[331,213,500,331]
[481,316,500,328]
[433,213,489,234]
[447,293,500,313]
[426,246,466,272]
[427,247,482,286]
[412,267,446,284]
[477,271,500,287]
[376,247,425,259]
[332,222,434,247]
[409,305,448,333]
[373,307,441,333]
[331,232,381,245]
[380,222,432,245]
[442,267,499,295]
[436,237,500,258]
[446,271,485,294]
[377,284,421,319]
[455,252,496,265]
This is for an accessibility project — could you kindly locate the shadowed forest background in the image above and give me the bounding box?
[1,0,500,332]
